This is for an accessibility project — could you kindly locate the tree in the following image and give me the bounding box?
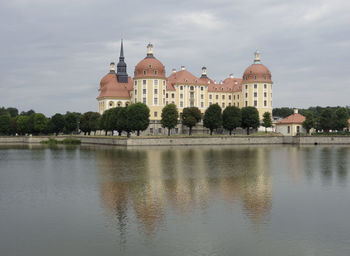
[114,107,129,136]
[262,112,272,133]
[319,108,335,132]
[334,107,349,131]
[241,107,260,135]
[89,112,101,135]
[16,116,29,135]
[302,112,314,134]
[127,103,150,136]
[51,113,65,135]
[0,113,11,135]
[203,104,222,135]
[64,112,81,134]
[33,113,48,134]
[6,107,19,118]
[161,104,179,136]
[181,107,202,135]
[222,106,241,135]
[80,112,94,135]
[272,107,293,118]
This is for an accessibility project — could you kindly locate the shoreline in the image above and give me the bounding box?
[1,135,350,146]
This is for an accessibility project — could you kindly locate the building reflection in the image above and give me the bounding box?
[96,146,273,238]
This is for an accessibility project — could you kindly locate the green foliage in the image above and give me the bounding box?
[115,107,130,136]
[16,116,28,135]
[302,112,314,133]
[40,137,81,145]
[241,107,260,135]
[262,112,272,132]
[20,109,35,116]
[223,106,242,135]
[0,113,11,135]
[51,113,65,135]
[181,107,202,135]
[33,113,48,134]
[127,103,150,136]
[203,104,222,135]
[334,107,349,131]
[161,104,179,136]
[80,111,100,135]
[89,112,101,134]
[318,108,335,132]
[64,112,81,134]
[272,107,293,118]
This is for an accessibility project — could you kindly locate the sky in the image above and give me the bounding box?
[0,0,349,115]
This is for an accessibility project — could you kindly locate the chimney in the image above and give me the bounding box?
[181,66,185,71]
[201,66,207,78]
[294,109,298,114]
[110,62,115,73]
[172,68,176,74]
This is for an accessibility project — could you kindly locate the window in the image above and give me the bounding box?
[229,103,231,106]
[209,94,212,99]
[229,95,231,100]
[154,80,158,85]
[154,111,157,117]
[254,75,257,80]
[154,70,158,75]
[297,126,300,133]
[180,101,183,107]
[222,103,225,108]
[222,95,225,100]
[216,95,218,100]
[264,92,266,97]
[237,102,239,107]
[143,80,146,85]
[245,84,248,89]
[166,101,169,105]
[190,86,194,90]
[175,128,178,134]
[150,128,153,134]
[171,93,175,98]
[209,102,212,105]
[154,98,158,105]
[245,101,248,107]
[166,93,168,98]
[201,94,204,99]
[245,93,248,98]
[264,75,267,80]
[163,98,165,105]
[180,86,183,90]
[154,89,158,94]
[134,81,137,86]
[158,128,162,133]
[288,126,290,134]
[254,100,257,107]
[143,89,146,94]
[109,101,114,107]
[135,89,137,95]
[264,84,267,89]
[254,92,257,97]
[254,84,257,89]
[201,102,204,108]
[180,94,183,99]
[143,97,146,104]
[237,95,239,100]
[143,70,146,75]
[201,86,203,91]
[163,81,165,86]
[163,90,165,95]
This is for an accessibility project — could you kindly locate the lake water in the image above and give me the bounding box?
[0,144,350,256]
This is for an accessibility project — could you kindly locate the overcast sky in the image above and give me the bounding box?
[1,0,349,115]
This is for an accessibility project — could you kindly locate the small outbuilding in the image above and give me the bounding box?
[275,109,306,136]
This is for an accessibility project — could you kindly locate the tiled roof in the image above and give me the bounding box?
[208,77,242,93]
[167,69,207,85]
[276,113,306,125]
[97,74,133,99]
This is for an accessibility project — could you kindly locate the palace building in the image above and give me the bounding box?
[97,40,273,134]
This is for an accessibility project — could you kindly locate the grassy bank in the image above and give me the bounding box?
[40,137,81,145]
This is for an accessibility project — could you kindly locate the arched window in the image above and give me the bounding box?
[190,86,194,90]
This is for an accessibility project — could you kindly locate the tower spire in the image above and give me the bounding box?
[254,48,261,64]
[116,38,128,83]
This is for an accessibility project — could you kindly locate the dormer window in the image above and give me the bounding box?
[264,75,267,80]
[185,79,188,82]
[149,65,152,68]
[190,86,194,90]
[254,75,257,80]
[143,70,146,75]
[154,70,158,75]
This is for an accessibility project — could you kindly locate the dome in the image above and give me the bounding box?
[243,64,272,83]
[134,43,166,79]
[99,73,115,89]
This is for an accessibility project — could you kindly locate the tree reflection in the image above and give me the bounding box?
[96,145,273,239]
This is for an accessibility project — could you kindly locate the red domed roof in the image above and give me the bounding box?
[97,73,133,99]
[134,57,166,79]
[243,64,272,83]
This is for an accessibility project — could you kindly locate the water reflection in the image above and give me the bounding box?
[96,146,273,239]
